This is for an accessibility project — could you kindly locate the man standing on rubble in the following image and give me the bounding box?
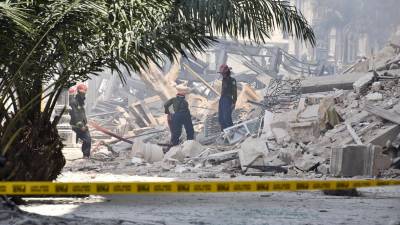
[164,85,194,146]
[69,84,91,158]
[218,64,237,130]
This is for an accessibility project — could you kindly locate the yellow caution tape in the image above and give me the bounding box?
[0,179,399,195]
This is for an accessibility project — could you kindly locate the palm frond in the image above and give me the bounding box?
[0,1,32,34]
[176,0,315,46]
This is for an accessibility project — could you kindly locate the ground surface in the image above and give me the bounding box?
[13,148,400,225]
[18,172,400,225]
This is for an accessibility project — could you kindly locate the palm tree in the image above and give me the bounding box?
[0,0,315,182]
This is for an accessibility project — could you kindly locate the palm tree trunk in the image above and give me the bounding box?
[0,117,65,181]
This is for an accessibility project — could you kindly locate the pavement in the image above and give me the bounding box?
[20,186,400,225]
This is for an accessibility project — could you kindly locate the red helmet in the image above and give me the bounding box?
[68,86,77,94]
[218,64,231,74]
[76,83,88,93]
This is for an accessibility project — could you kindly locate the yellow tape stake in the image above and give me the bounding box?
[0,179,398,195]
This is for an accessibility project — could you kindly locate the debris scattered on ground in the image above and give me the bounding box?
[62,35,400,180]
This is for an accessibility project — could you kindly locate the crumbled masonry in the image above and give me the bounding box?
[62,36,400,180]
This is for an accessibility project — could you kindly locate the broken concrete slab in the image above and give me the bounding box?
[289,121,319,143]
[131,140,164,163]
[270,121,289,130]
[238,137,268,171]
[181,140,205,158]
[131,157,144,165]
[206,150,239,164]
[372,146,392,175]
[353,72,376,95]
[330,144,391,177]
[294,153,324,172]
[271,127,291,145]
[298,104,319,121]
[331,145,368,177]
[345,110,370,125]
[301,72,370,94]
[390,63,400,70]
[364,103,400,124]
[366,124,400,146]
[318,97,343,130]
[272,110,298,124]
[371,82,382,92]
[278,148,302,164]
[163,145,186,162]
[317,163,330,175]
[365,93,383,101]
[393,104,400,114]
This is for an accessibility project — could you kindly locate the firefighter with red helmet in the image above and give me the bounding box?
[164,85,194,146]
[69,83,91,158]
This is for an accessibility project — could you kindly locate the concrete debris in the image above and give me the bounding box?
[318,97,343,130]
[130,157,144,165]
[181,140,205,158]
[131,140,164,163]
[66,36,400,180]
[365,92,384,101]
[164,145,186,162]
[261,110,274,139]
[366,124,400,146]
[301,72,370,93]
[317,163,330,175]
[174,164,190,173]
[299,104,319,121]
[390,63,400,70]
[295,153,325,172]
[161,140,206,164]
[353,72,376,95]
[206,150,239,164]
[364,103,400,124]
[238,137,269,171]
[371,82,382,92]
[330,144,391,177]
[290,121,319,143]
[392,157,400,169]
[271,127,291,145]
[346,123,363,145]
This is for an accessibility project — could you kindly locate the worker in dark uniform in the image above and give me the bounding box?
[164,85,194,146]
[69,84,91,158]
[218,64,237,130]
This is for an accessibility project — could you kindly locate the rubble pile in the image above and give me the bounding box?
[66,37,400,180]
